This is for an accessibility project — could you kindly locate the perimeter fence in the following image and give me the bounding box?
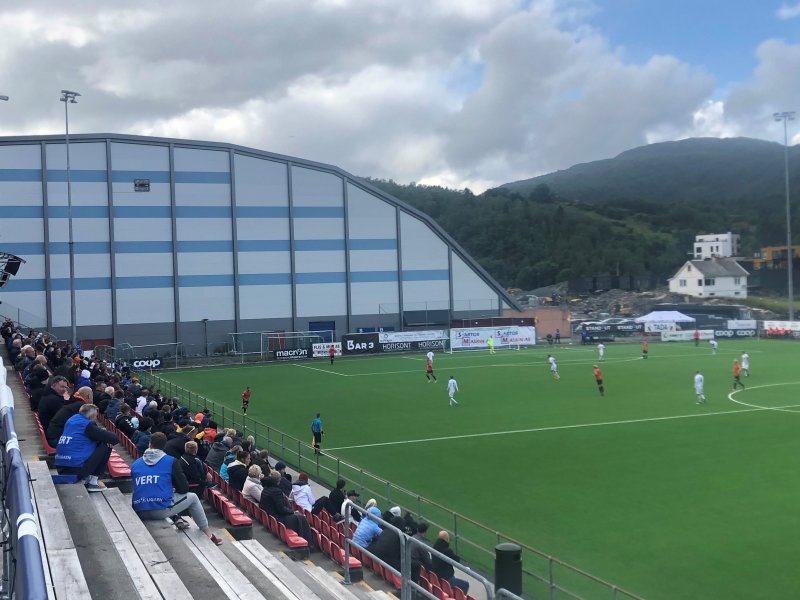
[138,369,644,600]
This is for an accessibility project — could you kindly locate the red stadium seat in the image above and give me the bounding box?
[268,515,280,536]
[453,587,468,600]
[279,522,309,549]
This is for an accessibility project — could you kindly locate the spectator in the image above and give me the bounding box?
[259,471,314,545]
[165,426,196,459]
[27,367,52,410]
[76,369,92,389]
[54,403,118,492]
[37,376,71,433]
[94,383,112,415]
[220,445,241,481]
[226,450,251,492]
[274,461,292,497]
[410,521,433,583]
[46,386,93,447]
[104,390,124,421]
[114,404,137,439]
[368,513,405,572]
[342,490,362,522]
[403,511,418,536]
[133,417,153,455]
[242,464,264,503]
[290,472,315,512]
[353,506,383,548]
[329,478,346,518]
[251,449,271,472]
[179,440,215,494]
[135,389,149,414]
[131,433,222,545]
[432,531,469,594]
[205,435,231,472]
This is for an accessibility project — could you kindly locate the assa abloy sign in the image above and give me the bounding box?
[342,333,379,355]
[131,358,163,369]
[274,348,310,360]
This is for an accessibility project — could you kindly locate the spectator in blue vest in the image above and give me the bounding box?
[131,432,222,545]
[54,403,119,492]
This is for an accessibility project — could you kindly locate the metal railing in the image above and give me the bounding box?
[0,357,48,599]
[138,369,644,599]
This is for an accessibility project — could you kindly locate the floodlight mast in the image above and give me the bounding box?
[774,111,796,321]
[60,90,81,347]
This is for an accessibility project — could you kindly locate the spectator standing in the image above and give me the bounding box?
[55,404,118,492]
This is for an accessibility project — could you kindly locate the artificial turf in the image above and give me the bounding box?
[149,339,800,599]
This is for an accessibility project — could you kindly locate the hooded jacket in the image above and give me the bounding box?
[204,440,229,472]
[136,448,189,495]
[76,370,92,389]
[290,479,316,512]
[353,506,383,548]
[104,397,122,421]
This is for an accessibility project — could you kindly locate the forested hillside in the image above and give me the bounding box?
[366,137,799,289]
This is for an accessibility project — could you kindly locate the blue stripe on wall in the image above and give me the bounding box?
[49,242,110,254]
[293,207,344,218]
[0,242,45,254]
[46,170,108,182]
[402,269,450,281]
[349,239,397,250]
[239,273,292,285]
[177,240,233,252]
[295,272,346,284]
[2,279,46,292]
[112,171,170,183]
[237,240,291,252]
[175,206,231,218]
[51,277,112,291]
[49,206,109,218]
[351,271,398,283]
[113,206,172,218]
[178,274,234,287]
[294,239,345,251]
[236,206,289,218]
[0,169,42,181]
[117,276,174,289]
[115,241,174,253]
[3,206,43,218]
[175,171,230,184]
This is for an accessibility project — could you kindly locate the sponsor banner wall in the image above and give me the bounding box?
[727,319,757,330]
[378,330,446,343]
[661,330,714,342]
[131,357,163,369]
[312,342,342,358]
[763,321,800,332]
[582,323,644,334]
[714,329,757,338]
[644,322,677,333]
[450,326,536,349]
[274,348,310,360]
[341,333,380,355]
[380,339,447,353]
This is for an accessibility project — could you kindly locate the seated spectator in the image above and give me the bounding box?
[205,435,231,472]
[290,472,315,512]
[274,461,292,497]
[133,417,154,455]
[135,389,149,414]
[219,445,241,481]
[27,367,51,410]
[132,433,222,545]
[242,464,264,503]
[37,376,71,432]
[251,448,270,472]
[55,403,118,492]
[227,450,251,492]
[368,513,406,572]
[104,391,124,421]
[343,489,363,522]
[76,368,92,389]
[94,383,112,415]
[46,386,93,447]
[179,440,215,494]
[353,506,383,548]
[165,426,196,459]
[410,521,434,583]
[114,404,137,439]
[403,511,418,536]
[432,531,469,594]
[328,478,346,518]
[259,471,313,545]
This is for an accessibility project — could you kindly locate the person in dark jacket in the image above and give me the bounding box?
[328,478,346,517]
[432,531,469,593]
[165,426,196,459]
[133,417,153,456]
[227,451,251,492]
[37,376,71,432]
[179,440,216,493]
[131,433,222,545]
[410,521,434,583]
[259,471,313,545]
[46,387,92,447]
[368,514,406,571]
[204,436,232,472]
[104,391,124,422]
[274,461,292,497]
[114,404,136,439]
[54,403,118,492]
[94,383,112,415]
[251,448,271,473]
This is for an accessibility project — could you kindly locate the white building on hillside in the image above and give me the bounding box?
[668,258,749,298]
[693,232,740,259]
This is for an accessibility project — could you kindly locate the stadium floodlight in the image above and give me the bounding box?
[60,90,80,347]
[775,111,796,321]
[0,252,25,288]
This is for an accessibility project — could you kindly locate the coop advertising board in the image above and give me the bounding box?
[312,342,342,358]
[450,326,536,349]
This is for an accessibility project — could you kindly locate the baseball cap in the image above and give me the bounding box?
[347,489,360,497]
[275,461,286,470]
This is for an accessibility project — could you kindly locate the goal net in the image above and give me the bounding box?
[260,332,327,361]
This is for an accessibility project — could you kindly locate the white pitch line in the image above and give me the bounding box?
[293,363,349,376]
[728,382,800,413]
[326,403,800,451]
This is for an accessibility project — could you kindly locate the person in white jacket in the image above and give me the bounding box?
[242,464,264,504]
[290,472,315,512]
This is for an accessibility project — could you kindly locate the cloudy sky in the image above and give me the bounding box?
[0,0,798,192]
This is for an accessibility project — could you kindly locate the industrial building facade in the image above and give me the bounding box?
[0,134,514,350]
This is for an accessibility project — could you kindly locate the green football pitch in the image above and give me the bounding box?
[150,340,800,599]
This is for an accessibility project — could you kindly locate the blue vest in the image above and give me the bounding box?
[312,418,322,433]
[131,455,175,512]
[55,414,95,467]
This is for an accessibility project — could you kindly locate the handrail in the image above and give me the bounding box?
[138,367,645,599]
[0,357,48,599]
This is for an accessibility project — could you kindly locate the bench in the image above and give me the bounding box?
[28,460,91,599]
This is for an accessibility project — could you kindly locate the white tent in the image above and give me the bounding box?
[635,310,695,323]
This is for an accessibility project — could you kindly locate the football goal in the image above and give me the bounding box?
[259,331,330,361]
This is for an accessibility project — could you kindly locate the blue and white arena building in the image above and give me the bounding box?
[0,134,516,350]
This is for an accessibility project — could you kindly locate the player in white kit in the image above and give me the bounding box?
[447,376,459,406]
[597,343,605,361]
[709,339,718,355]
[548,355,560,380]
[694,370,705,404]
[741,352,749,377]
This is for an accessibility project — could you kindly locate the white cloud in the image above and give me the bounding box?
[777,2,800,19]
[0,0,797,192]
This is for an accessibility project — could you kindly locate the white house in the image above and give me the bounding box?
[693,232,740,259]
[668,258,749,299]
